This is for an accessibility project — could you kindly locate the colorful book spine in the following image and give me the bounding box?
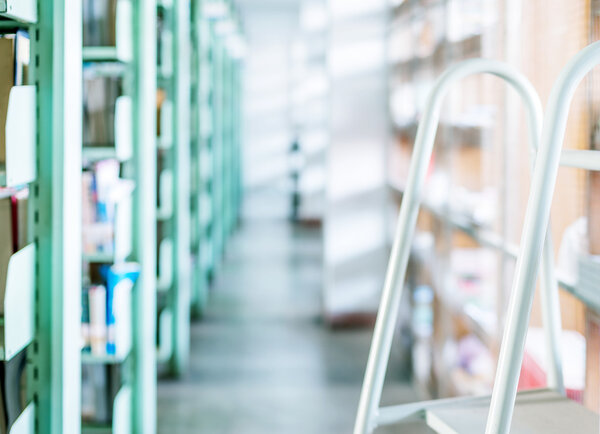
[101,263,140,356]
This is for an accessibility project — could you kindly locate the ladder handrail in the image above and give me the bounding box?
[486,40,600,434]
[354,58,563,434]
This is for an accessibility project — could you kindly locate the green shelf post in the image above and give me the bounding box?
[200,7,216,282]
[233,62,242,223]
[211,39,225,262]
[155,0,175,367]
[132,0,158,431]
[36,0,83,433]
[171,0,192,376]
[190,0,208,317]
[204,18,216,280]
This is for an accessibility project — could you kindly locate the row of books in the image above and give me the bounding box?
[82,263,139,358]
[82,159,133,257]
[83,69,123,148]
[82,0,134,426]
[81,364,122,424]
[83,0,118,47]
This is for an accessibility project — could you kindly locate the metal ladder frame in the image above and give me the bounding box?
[485,40,600,433]
[354,58,565,434]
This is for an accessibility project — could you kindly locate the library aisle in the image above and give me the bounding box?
[156,221,430,434]
[5,0,600,433]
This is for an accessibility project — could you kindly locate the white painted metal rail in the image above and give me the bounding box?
[354,58,565,434]
[486,40,600,434]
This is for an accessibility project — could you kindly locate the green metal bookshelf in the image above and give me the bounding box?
[155,0,244,377]
[38,0,82,433]
[81,0,157,432]
[0,0,241,433]
[155,0,192,377]
[0,0,83,433]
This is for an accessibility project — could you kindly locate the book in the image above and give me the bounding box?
[10,187,29,252]
[13,30,29,86]
[100,263,139,357]
[82,160,134,256]
[81,287,91,352]
[88,285,108,356]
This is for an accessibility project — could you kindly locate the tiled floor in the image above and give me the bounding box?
[157,220,432,433]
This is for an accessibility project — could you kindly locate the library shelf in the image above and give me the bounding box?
[81,0,156,431]
[390,180,583,306]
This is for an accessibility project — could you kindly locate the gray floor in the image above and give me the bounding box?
[157,220,432,433]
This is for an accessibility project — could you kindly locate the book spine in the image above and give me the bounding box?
[105,274,116,355]
[81,287,91,353]
[88,285,107,356]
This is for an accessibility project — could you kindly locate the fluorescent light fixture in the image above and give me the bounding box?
[202,1,229,20]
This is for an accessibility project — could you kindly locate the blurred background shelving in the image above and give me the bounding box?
[3,1,600,433]
[385,0,600,408]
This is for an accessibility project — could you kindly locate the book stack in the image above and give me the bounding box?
[83,70,122,148]
[81,363,122,424]
[83,0,118,47]
[82,263,139,359]
[82,159,134,257]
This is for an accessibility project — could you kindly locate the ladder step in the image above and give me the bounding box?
[425,389,599,433]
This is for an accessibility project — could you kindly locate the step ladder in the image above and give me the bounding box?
[355,46,600,434]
